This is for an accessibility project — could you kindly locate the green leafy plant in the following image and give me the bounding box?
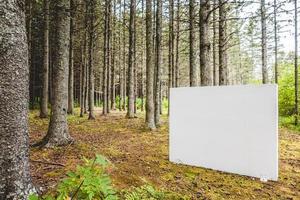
[30,155,118,200]
[57,155,117,200]
[278,63,295,116]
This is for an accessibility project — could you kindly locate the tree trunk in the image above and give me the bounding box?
[122,0,127,111]
[189,0,197,86]
[83,2,88,115]
[274,0,278,84]
[68,0,74,114]
[127,0,136,118]
[119,0,123,111]
[84,52,89,113]
[0,1,35,198]
[146,0,156,129]
[212,0,218,85]
[169,0,175,88]
[103,0,111,115]
[111,0,116,110]
[40,0,49,118]
[140,0,145,111]
[218,0,228,85]
[155,0,162,126]
[133,21,137,114]
[80,45,85,117]
[294,0,298,125]
[261,0,268,84]
[26,0,34,109]
[175,0,180,87]
[107,9,112,114]
[200,0,212,86]
[37,0,73,147]
[88,0,95,120]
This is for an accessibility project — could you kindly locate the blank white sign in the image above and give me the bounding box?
[169,84,278,181]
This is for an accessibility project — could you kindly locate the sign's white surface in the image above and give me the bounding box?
[169,85,278,181]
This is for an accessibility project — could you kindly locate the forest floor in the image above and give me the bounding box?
[29,108,300,200]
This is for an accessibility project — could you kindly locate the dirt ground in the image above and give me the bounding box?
[29,109,300,200]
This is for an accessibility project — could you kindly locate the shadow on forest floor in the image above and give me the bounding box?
[29,108,300,199]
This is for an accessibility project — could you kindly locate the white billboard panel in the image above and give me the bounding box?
[169,85,278,181]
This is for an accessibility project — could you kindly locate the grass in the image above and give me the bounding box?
[29,108,300,199]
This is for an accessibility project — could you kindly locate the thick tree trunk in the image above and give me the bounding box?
[40,0,49,118]
[155,0,162,126]
[261,0,268,84]
[218,0,228,85]
[146,0,156,129]
[0,1,35,198]
[127,0,136,118]
[189,0,197,86]
[37,0,73,147]
[88,0,95,120]
[68,0,74,114]
[200,0,212,86]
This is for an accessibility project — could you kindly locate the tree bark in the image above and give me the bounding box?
[155,0,162,126]
[37,0,73,147]
[169,0,175,88]
[127,0,136,118]
[0,1,35,198]
[26,0,34,109]
[119,0,123,111]
[189,0,197,86]
[294,0,298,125]
[146,0,156,129]
[212,0,218,85]
[175,0,180,87]
[80,45,85,117]
[111,0,116,110]
[140,0,145,111]
[40,0,49,118]
[133,20,137,114]
[103,0,111,115]
[88,0,95,120]
[218,0,228,85]
[122,0,127,111]
[274,0,278,84]
[261,0,268,84]
[200,0,212,86]
[68,0,74,114]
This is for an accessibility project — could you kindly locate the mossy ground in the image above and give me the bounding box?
[29,108,300,199]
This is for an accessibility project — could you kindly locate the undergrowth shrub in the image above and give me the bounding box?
[278,63,295,116]
[30,155,117,200]
[30,154,189,200]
